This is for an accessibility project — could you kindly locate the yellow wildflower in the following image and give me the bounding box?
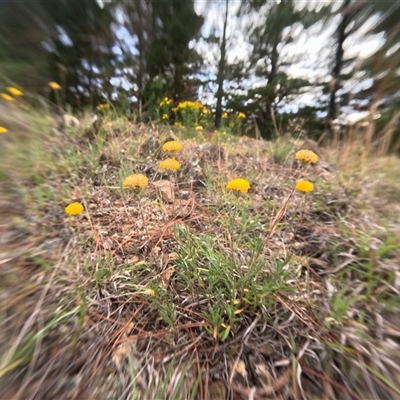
[295,180,314,193]
[226,178,251,194]
[0,126,8,134]
[49,81,62,90]
[65,202,84,215]
[162,113,169,120]
[1,93,14,101]
[141,288,155,296]
[162,140,183,152]
[222,112,228,118]
[98,103,109,110]
[6,87,23,96]
[174,121,183,128]
[122,173,149,189]
[238,112,246,119]
[295,149,318,164]
[159,158,181,171]
[195,126,203,131]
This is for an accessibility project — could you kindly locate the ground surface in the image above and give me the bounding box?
[1,107,400,400]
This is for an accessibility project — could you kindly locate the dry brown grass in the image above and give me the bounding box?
[1,111,400,400]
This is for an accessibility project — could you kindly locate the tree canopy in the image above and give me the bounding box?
[0,0,398,146]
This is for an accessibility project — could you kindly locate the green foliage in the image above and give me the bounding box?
[173,218,294,341]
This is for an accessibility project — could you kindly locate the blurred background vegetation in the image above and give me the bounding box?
[0,0,399,148]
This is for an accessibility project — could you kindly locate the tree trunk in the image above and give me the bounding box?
[214,0,229,129]
[328,0,351,127]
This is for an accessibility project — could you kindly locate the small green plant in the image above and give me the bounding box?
[174,223,293,341]
[268,134,296,164]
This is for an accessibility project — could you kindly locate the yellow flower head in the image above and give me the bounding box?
[195,126,203,131]
[162,113,169,120]
[0,126,8,134]
[49,81,62,90]
[122,173,149,189]
[65,202,84,215]
[159,158,181,171]
[226,178,251,194]
[7,87,23,96]
[238,112,246,119]
[162,140,183,152]
[295,180,314,193]
[222,112,228,118]
[1,93,14,101]
[142,288,155,296]
[98,103,109,110]
[295,149,318,164]
[174,121,183,128]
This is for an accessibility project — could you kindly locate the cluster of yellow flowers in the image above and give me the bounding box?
[173,101,209,115]
[219,111,247,135]
[159,97,172,107]
[65,143,317,223]
[221,111,246,119]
